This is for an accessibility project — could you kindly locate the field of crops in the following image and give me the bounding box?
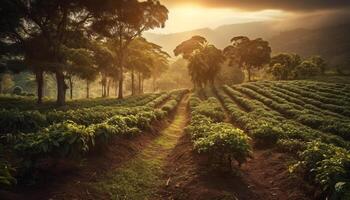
[1,80,350,199]
[0,89,188,188]
[183,81,350,199]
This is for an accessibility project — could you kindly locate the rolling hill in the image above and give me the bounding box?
[144,22,350,68]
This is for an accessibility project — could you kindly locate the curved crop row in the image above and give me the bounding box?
[246,83,345,118]
[262,83,350,117]
[220,86,348,148]
[276,83,350,108]
[235,84,350,140]
[218,85,350,199]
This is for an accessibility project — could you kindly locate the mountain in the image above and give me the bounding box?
[144,21,350,68]
[270,23,350,67]
[144,21,277,55]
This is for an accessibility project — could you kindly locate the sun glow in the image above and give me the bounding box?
[150,5,290,34]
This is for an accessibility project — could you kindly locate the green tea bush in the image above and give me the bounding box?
[186,93,251,168]
[290,141,350,199]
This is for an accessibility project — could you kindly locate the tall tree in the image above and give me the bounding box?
[125,37,169,95]
[93,41,115,98]
[64,48,95,99]
[91,0,168,99]
[224,36,271,82]
[174,36,224,88]
[0,0,99,105]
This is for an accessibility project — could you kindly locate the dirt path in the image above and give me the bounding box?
[84,94,190,199]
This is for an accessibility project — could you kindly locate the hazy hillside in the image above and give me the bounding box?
[270,23,350,68]
[145,22,350,69]
[144,21,277,55]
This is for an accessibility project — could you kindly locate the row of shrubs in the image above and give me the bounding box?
[277,83,350,109]
[236,84,350,140]
[246,83,345,118]
[0,89,188,188]
[290,81,350,100]
[0,91,159,111]
[0,93,171,134]
[218,85,350,199]
[262,82,350,117]
[186,93,251,169]
[221,85,349,147]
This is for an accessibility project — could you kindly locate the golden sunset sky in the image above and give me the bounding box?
[150,0,350,34]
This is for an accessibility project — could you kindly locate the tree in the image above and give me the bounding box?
[224,36,271,82]
[309,56,327,74]
[91,0,168,99]
[64,48,95,99]
[174,36,224,88]
[125,37,169,94]
[149,53,169,92]
[0,0,100,105]
[268,53,301,80]
[294,61,321,78]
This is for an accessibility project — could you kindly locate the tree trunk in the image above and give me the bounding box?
[131,67,135,96]
[247,67,252,82]
[107,79,111,97]
[86,80,90,99]
[152,77,156,92]
[138,72,141,95]
[117,52,125,99]
[101,74,107,97]
[35,70,44,104]
[118,69,123,99]
[56,71,66,106]
[115,80,119,97]
[210,78,215,86]
[141,76,144,94]
[68,76,73,100]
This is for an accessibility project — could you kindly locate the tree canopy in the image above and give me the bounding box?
[224,36,271,81]
[0,0,169,105]
[174,36,224,88]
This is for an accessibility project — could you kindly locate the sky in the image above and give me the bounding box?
[150,0,350,34]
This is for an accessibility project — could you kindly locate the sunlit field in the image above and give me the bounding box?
[1,0,350,200]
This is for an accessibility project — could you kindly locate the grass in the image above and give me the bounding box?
[92,98,188,200]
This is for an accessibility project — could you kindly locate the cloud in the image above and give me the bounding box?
[162,0,350,11]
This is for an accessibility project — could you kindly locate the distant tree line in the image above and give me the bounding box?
[268,54,327,80]
[174,35,271,87]
[174,35,328,87]
[0,0,169,105]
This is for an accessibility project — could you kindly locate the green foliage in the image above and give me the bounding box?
[193,122,251,165]
[1,90,186,186]
[193,97,225,122]
[216,81,350,198]
[224,36,271,81]
[12,86,23,95]
[0,145,16,188]
[0,162,16,188]
[186,93,251,168]
[290,141,350,199]
[174,36,224,87]
[294,60,321,78]
[268,54,326,80]
[0,109,47,133]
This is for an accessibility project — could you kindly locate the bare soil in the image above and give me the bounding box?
[157,132,316,200]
